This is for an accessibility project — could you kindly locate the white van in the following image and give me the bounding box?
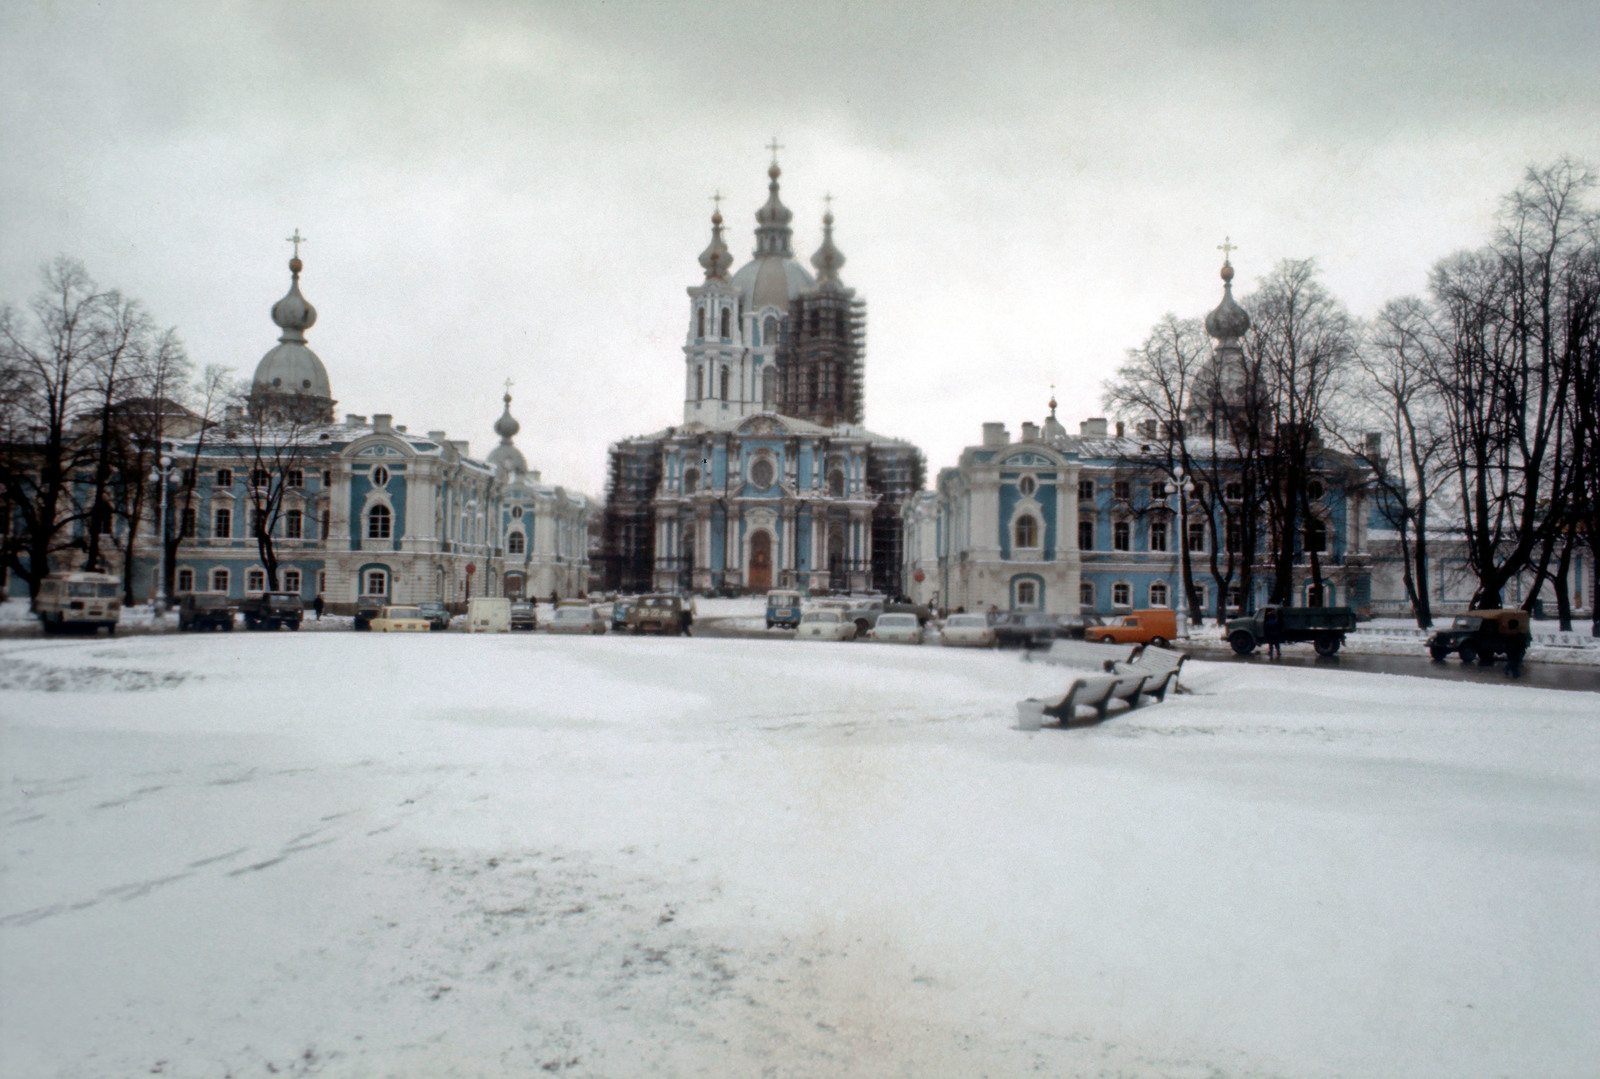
[466,596,511,633]
[35,572,123,635]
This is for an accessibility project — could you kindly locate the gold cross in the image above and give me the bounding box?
[1217,236,1237,262]
[710,190,722,214]
[766,136,783,164]
[287,228,307,258]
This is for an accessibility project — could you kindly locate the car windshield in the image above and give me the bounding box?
[1453,616,1482,630]
[419,602,445,611]
[802,611,839,623]
[1023,614,1056,626]
[947,615,986,628]
[768,594,799,605]
[387,607,421,617]
[878,615,916,628]
[68,582,100,597]
[555,608,589,620]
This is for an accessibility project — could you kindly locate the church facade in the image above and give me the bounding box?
[133,250,592,610]
[601,158,924,596]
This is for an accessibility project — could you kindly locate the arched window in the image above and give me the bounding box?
[247,568,266,592]
[1112,581,1132,607]
[683,468,699,495]
[176,568,194,592]
[283,569,301,594]
[1149,580,1169,607]
[1113,521,1131,551]
[211,568,230,593]
[1304,517,1328,553]
[720,307,731,338]
[1079,580,1095,607]
[1014,514,1038,548]
[828,469,845,498]
[285,509,303,539]
[507,531,525,554]
[695,366,703,401]
[365,569,388,596]
[696,308,705,338]
[764,315,779,346]
[1015,579,1038,608]
[762,366,775,408]
[720,366,729,401]
[1078,519,1094,550]
[368,504,392,539]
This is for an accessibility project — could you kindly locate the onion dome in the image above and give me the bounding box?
[1204,258,1251,341]
[250,251,333,418]
[753,162,794,257]
[486,389,528,477]
[810,206,846,285]
[731,156,815,308]
[697,209,734,280]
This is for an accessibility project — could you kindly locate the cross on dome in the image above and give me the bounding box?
[766,136,784,165]
[287,228,307,259]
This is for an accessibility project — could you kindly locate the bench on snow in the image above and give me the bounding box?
[1017,671,1151,728]
[1023,639,1142,672]
[1111,645,1187,703]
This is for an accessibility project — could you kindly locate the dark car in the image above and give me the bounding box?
[239,591,303,630]
[1055,613,1105,640]
[416,600,451,631]
[992,611,1069,649]
[353,594,386,631]
[1428,609,1531,671]
[509,601,538,631]
[883,601,933,625]
[177,593,234,631]
[611,597,634,631]
[625,593,692,636]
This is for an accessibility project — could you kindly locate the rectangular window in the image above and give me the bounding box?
[1150,520,1168,552]
[285,509,302,539]
[211,568,229,593]
[1113,480,1131,501]
[180,507,196,537]
[176,568,194,592]
[1226,482,1243,501]
[252,469,270,489]
[283,569,301,594]
[1113,521,1131,551]
[213,507,231,539]
[1226,521,1242,553]
[1151,480,1168,499]
[215,468,232,488]
[1078,479,1095,501]
[1078,520,1094,551]
[286,470,303,488]
[322,470,332,488]
[317,571,326,594]
[246,568,266,592]
[1112,582,1131,607]
[1187,521,1206,552]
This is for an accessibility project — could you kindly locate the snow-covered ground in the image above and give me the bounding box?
[2,632,1596,1077]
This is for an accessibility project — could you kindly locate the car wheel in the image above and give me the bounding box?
[855,619,870,639]
[1457,640,1478,663]
[1229,631,1257,656]
[1477,650,1496,667]
[1313,634,1339,657]
[1429,645,1449,662]
[1149,637,1169,650]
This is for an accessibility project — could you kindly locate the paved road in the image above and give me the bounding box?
[1181,647,1600,693]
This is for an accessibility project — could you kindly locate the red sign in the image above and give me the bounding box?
[913,570,925,583]
[466,563,476,575]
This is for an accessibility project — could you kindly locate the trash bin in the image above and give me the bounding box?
[1016,699,1045,731]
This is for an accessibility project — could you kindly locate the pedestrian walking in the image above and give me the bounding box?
[1263,606,1282,659]
[313,593,325,620]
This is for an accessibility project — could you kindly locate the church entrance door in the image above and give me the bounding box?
[748,531,773,592]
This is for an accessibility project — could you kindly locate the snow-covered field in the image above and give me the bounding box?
[2,632,1596,1078]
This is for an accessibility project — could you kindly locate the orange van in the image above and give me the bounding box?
[1083,607,1178,648]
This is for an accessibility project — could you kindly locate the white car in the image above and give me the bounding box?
[939,613,996,647]
[546,604,607,635]
[370,605,429,632]
[869,612,923,644]
[796,609,856,642]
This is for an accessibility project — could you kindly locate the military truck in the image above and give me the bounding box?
[1226,605,1357,656]
[239,591,303,630]
[177,592,235,631]
[626,593,692,636]
[1427,609,1530,670]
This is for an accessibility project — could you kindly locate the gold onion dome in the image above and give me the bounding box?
[697,208,734,280]
[1205,259,1251,341]
[810,208,846,284]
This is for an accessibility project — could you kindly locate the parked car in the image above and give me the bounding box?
[765,589,803,629]
[239,592,303,631]
[466,596,511,633]
[939,612,996,647]
[844,599,885,640]
[416,600,451,631]
[1428,609,1531,668]
[370,605,430,632]
[353,594,387,631]
[883,601,933,625]
[177,592,235,631]
[547,604,607,635]
[1056,613,1106,640]
[992,611,1068,649]
[1226,605,1357,656]
[625,593,692,636]
[1083,608,1178,649]
[509,600,538,631]
[868,612,923,644]
[796,609,856,642]
[34,572,122,635]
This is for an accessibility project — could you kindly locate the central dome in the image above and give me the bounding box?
[732,158,814,308]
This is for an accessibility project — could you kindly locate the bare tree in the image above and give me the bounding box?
[235,392,317,591]
[160,365,232,598]
[1428,160,1594,609]
[109,328,192,603]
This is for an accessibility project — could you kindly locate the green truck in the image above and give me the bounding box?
[1226,606,1357,656]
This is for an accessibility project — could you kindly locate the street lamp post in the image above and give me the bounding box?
[1174,465,1196,631]
[150,454,174,614]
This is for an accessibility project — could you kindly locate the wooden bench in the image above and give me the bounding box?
[1022,671,1151,727]
[1112,645,1188,703]
[1024,639,1141,672]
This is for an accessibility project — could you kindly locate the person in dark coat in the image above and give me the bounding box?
[1263,606,1282,659]
[313,593,325,620]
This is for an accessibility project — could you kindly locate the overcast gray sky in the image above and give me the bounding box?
[4,1,1597,493]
